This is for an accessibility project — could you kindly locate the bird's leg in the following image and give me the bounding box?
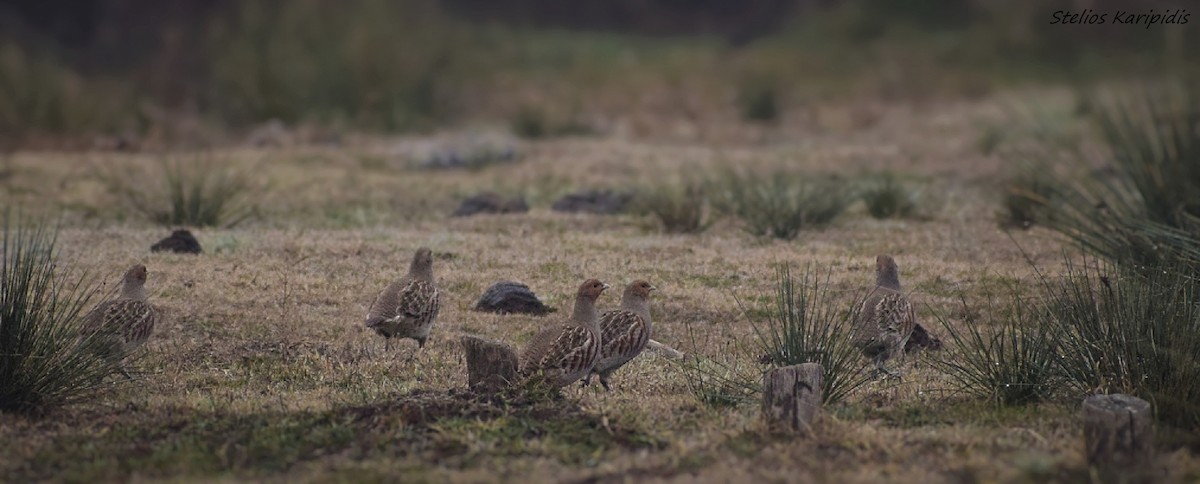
[885,346,906,380]
[119,367,134,381]
[581,374,592,388]
[385,337,392,352]
[600,374,612,392]
[869,356,887,380]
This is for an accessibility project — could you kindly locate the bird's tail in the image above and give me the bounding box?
[365,316,385,329]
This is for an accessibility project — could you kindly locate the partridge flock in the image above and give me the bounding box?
[96,231,928,392]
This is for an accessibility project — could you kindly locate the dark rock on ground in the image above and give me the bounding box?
[474,281,556,315]
[905,323,942,353]
[551,189,633,214]
[453,192,529,217]
[151,229,202,254]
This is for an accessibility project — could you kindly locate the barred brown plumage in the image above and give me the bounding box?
[585,280,655,391]
[519,279,607,388]
[852,255,917,378]
[81,264,159,366]
[365,247,440,351]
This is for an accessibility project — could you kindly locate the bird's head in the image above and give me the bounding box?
[875,254,901,290]
[577,278,609,301]
[410,247,434,275]
[123,264,148,285]
[625,280,657,299]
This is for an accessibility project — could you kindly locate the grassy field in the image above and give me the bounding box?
[2,87,1198,483]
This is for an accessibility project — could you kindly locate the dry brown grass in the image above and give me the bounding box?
[0,89,1197,482]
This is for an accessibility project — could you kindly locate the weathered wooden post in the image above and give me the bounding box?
[1081,394,1154,472]
[761,363,823,435]
[460,335,519,395]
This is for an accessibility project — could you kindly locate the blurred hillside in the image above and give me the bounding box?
[0,0,1193,148]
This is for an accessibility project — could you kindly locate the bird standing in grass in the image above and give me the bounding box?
[365,247,440,351]
[852,255,917,378]
[520,279,607,388]
[585,280,656,391]
[81,264,160,373]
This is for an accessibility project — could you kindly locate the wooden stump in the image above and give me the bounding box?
[460,335,518,395]
[761,363,823,435]
[1082,394,1154,471]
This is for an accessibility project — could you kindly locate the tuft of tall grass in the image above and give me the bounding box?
[0,215,125,414]
[859,172,919,219]
[714,169,854,240]
[509,107,594,140]
[1041,259,1200,430]
[676,353,762,408]
[739,83,780,123]
[0,43,129,139]
[205,0,464,130]
[1000,171,1055,229]
[933,293,1061,407]
[677,264,871,408]
[635,177,714,234]
[751,264,871,404]
[1037,80,1200,270]
[112,156,259,228]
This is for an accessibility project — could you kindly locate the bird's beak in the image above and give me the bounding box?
[602,283,611,290]
[649,285,658,291]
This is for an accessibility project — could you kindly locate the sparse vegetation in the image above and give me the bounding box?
[5,2,1200,479]
[635,177,714,234]
[111,156,259,227]
[677,352,761,409]
[680,264,873,408]
[751,264,871,404]
[1040,260,1200,430]
[859,172,919,219]
[0,43,130,140]
[739,83,780,123]
[714,169,854,239]
[0,215,123,414]
[1000,171,1055,229]
[1035,80,1200,270]
[509,107,595,140]
[933,292,1060,407]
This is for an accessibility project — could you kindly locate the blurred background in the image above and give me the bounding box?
[0,0,1193,149]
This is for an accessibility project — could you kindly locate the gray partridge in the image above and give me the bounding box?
[519,279,607,388]
[852,255,917,378]
[81,264,160,364]
[365,247,440,350]
[585,280,655,391]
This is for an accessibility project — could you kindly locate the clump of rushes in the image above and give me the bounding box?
[113,155,259,228]
[636,177,714,234]
[933,292,1061,407]
[751,264,871,404]
[1000,171,1055,229]
[1041,259,1200,430]
[0,214,125,414]
[860,172,919,219]
[1036,80,1200,269]
[715,168,854,240]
